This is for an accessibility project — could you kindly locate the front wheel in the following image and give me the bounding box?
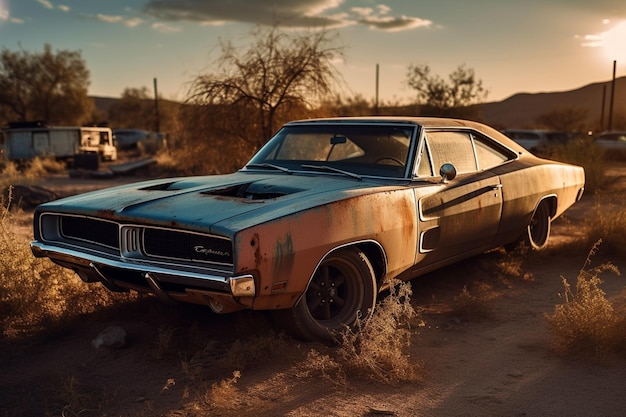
[276,247,377,343]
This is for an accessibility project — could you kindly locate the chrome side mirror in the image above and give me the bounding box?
[439,163,457,183]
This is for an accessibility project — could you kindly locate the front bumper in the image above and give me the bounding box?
[30,241,255,312]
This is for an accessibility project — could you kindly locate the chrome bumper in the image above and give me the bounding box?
[30,241,255,298]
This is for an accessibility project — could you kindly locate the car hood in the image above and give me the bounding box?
[39,172,403,236]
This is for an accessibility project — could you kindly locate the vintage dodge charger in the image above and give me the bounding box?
[31,117,585,341]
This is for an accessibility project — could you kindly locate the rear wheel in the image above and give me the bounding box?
[504,200,552,252]
[526,201,551,250]
[277,247,377,343]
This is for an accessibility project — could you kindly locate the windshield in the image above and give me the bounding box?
[246,124,416,179]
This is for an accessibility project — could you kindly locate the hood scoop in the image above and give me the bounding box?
[203,182,302,201]
[140,182,178,191]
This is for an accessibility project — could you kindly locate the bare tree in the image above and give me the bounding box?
[406,64,488,118]
[0,44,92,125]
[185,25,344,147]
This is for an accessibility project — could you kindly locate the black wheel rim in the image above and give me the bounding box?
[305,258,362,326]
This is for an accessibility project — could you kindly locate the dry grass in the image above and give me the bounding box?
[1,157,66,184]
[582,199,626,257]
[0,198,134,337]
[204,371,242,410]
[336,280,422,383]
[451,282,499,319]
[299,280,422,384]
[297,348,347,385]
[545,241,624,356]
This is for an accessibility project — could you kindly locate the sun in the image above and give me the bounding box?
[602,21,626,61]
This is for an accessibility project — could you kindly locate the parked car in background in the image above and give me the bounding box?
[594,131,626,149]
[501,129,571,152]
[112,129,150,149]
[113,129,167,151]
[31,117,585,342]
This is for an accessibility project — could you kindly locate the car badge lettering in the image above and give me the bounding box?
[194,245,230,258]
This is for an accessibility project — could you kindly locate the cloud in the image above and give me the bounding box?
[151,22,181,33]
[96,14,124,24]
[36,0,69,13]
[36,0,54,9]
[579,33,601,48]
[0,7,24,24]
[143,0,431,31]
[357,15,432,31]
[125,18,143,28]
[351,5,431,31]
[85,13,144,28]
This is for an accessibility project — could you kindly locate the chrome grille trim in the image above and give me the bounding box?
[121,226,142,257]
[39,213,234,268]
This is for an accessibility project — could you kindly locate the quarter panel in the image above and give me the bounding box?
[494,158,585,244]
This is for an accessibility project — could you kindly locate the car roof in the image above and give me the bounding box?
[284,116,527,154]
[287,116,476,127]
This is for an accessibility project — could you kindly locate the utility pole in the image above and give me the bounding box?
[600,84,606,132]
[608,60,616,131]
[375,64,379,115]
[153,77,160,133]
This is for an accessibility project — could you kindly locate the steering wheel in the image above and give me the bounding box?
[375,157,405,166]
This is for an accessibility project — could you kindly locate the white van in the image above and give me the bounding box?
[2,124,117,161]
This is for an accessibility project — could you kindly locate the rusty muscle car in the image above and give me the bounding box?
[31,117,585,342]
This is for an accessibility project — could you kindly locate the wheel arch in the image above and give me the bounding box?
[536,194,557,218]
[354,241,388,285]
[303,240,387,296]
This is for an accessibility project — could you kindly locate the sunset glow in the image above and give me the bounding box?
[3,1,626,102]
[602,21,626,61]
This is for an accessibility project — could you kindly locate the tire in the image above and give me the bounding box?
[277,247,377,343]
[526,201,551,250]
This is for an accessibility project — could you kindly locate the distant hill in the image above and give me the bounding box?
[92,96,119,114]
[91,76,626,132]
[478,76,626,131]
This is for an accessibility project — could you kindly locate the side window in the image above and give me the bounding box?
[417,141,433,176]
[472,133,513,169]
[425,131,477,174]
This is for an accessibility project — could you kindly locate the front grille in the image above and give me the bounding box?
[143,228,233,264]
[42,213,233,267]
[60,216,119,249]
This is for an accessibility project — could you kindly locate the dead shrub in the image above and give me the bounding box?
[335,280,422,383]
[451,281,499,320]
[582,200,626,257]
[204,371,242,410]
[545,241,623,356]
[297,349,346,386]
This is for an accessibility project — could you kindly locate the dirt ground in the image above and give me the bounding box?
[1,164,626,417]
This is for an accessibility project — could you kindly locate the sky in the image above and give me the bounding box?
[1,0,626,104]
